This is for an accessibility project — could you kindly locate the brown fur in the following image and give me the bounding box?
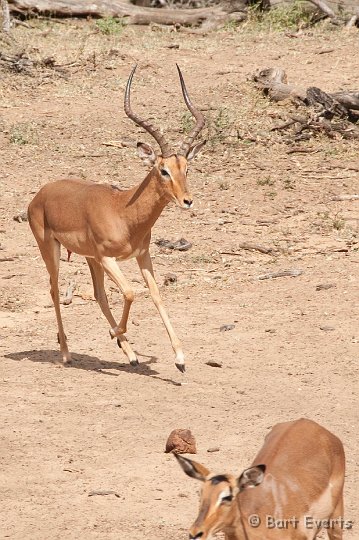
[28,153,198,369]
[177,419,345,540]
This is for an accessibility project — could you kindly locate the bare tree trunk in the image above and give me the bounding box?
[252,67,359,139]
[307,0,336,18]
[8,0,242,26]
[345,8,359,28]
[253,68,359,112]
[1,0,11,32]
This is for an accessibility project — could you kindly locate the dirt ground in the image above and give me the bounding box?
[0,17,358,540]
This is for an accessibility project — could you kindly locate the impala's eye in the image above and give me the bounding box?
[160,169,170,178]
[221,495,233,503]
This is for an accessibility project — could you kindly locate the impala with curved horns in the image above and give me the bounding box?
[176,418,345,540]
[28,64,206,372]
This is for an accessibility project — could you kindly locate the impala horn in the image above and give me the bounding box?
[124,65,172,158]
[176,64,206,157]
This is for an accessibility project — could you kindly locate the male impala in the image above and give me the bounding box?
[176,418,345,539]
[28,65,206,372]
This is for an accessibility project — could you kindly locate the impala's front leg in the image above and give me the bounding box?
[137,250,185,372]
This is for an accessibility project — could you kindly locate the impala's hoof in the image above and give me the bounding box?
[130,358,139,367]
[175,362,186,373]
[62,352,72,365]
[117,338,122,349]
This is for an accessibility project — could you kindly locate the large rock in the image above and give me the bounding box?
[165,429,196,455]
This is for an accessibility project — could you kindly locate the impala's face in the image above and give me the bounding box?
[137,141,206,210]
[175,455,266,540]
[189,475,237,540]
[156,154,192,209]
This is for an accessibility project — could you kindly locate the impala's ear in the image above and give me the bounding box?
[237,465,266,492]
[186,140,206,161]
[137,142,156,165]
[175,454,210,482]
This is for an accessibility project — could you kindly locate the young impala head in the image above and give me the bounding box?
[124,64,206,209]
[176,454,265,539]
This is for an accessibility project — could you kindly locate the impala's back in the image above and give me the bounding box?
[239,418,345,539]
[177,418,345,540]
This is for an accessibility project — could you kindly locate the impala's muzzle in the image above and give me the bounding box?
[189,532,204,539]
[182,196,193,209]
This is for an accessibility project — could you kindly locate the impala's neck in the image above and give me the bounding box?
[224,504,249,540]
[124,168,171,233]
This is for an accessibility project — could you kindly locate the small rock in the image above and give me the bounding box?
[155,238,192,251]
[207,447,220,453]
[316,283,336,291]
[13,211,28,223]
[206,361,223,368]
[165,429,196,455]
[220,324,235,332]
[163,273,177,286]
[320,325,335,332]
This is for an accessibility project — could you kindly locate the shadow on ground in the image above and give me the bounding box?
[5,349,182,386]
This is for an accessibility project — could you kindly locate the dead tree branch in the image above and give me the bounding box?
[307,0,336,19]
[8,0,244,26]
[253,67,359,140]
[346,8,359,28]
[1,0,11,32]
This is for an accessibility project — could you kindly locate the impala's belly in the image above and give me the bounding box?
[53,230,95,258]
[116,246,147,261]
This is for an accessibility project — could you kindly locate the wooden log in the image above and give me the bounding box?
[331,91,359,111]
[346,8,359,28]
[306,86,348,118]
[257,269,303,280]
[254,68,359,114]
[252,68,306,102]
[307,0,336,18]
[1,0,11,31]
[8,0,239,26]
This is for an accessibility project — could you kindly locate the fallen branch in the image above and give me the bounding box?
[88,490,120,498]
[8,0,243,27]
[331,194,359,201]
[252,67,306,102]
[270,119,296,132]
[346,8,359,28]
[253,68,359,140]
[102,138,137,149]
[1,0,11,31]
[330,91,359,111]
[220,242,275,255]
[253,68,359,113]
[307,0,335,19]
[286,147,319,155]
[257,269,303,280]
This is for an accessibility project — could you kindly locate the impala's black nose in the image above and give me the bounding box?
[183,198,193,209]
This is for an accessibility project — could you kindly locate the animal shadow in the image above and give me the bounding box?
[5,349,181,386]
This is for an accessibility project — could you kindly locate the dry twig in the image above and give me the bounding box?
[257,269,303,280]
[220,242,275,255]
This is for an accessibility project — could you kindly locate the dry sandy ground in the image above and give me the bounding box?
[0,18,358,540]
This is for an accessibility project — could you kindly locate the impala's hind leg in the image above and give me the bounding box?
[327,496,344,540]
[39,237,70,364]
[86,257,138,366]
